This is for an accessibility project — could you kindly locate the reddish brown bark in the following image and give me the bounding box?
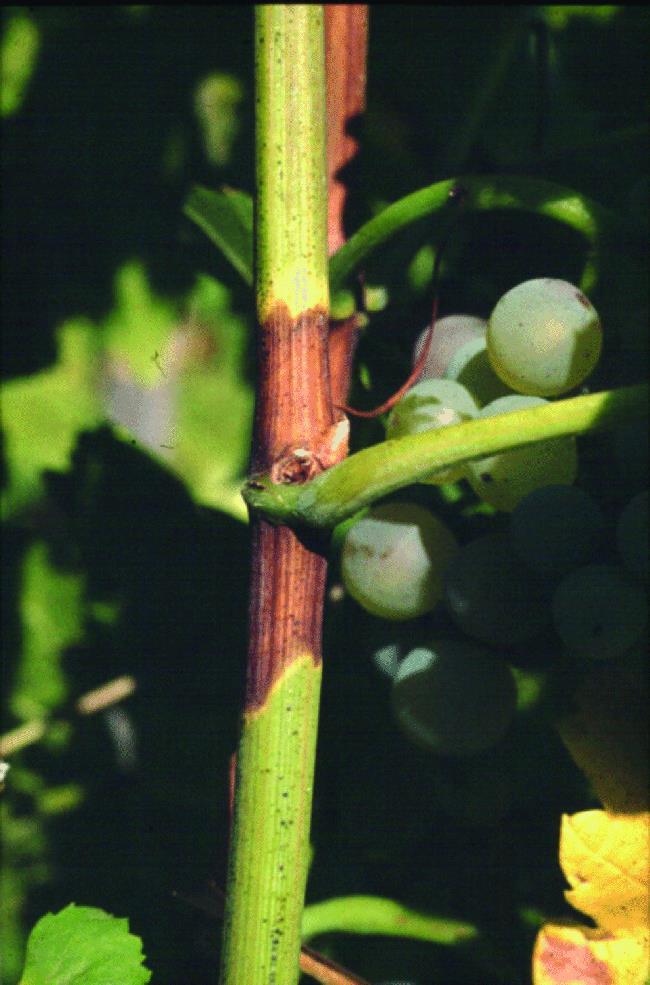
[245,303,335,710]
[243,11,368,713]
[325,5,368,407]
[245,522,328,709]
[251,303,333,475]
[325,5,368,255]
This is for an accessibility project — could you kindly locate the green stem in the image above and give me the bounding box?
[329,174,638,298]
[244,384,648,530]
[220,8,330,985]
[302,895,477,946]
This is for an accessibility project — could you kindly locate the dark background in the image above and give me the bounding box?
[1,7,648,984]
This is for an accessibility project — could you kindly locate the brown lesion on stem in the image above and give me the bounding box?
[252,299,348,487]
[246,297,341,709]
[251,302,335,474]
[326,5,367,258]
[271,416,349,484]
[245,520,326,709]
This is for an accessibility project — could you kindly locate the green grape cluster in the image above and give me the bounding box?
[337,280,646,770]
[339,486,647,763]
[394,280,601,511]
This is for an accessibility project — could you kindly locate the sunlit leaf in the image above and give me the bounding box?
[534,662,650,985]
[36,784,85,816]
[102,262,178,387]
[18,904,151,985]
[156,273,252,521]
[1,321,103,519]
[560,810,649,933]
[542,6,621,31]
[100,266,252,521]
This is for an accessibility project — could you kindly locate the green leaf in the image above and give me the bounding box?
[102,262,178,387]
[184,185,253,285]
[1,320,103,520]
[12,542,84,721]
[153,273,253,521]
[194,72,243,167]
[19,904,151,985]
[99,265,252,522]
[542,5,620,30]
[1,11,40,118]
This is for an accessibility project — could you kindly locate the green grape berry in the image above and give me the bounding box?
[443,531,551,646]
[552,564,648,661]
[510,484,606,576]
[466,395,578,511]
[444,336,514,407]
[340,502,458,621]
[392,642,517,756]
[386,379,479,484]
[412,314,487,380]
[487,278,602,397]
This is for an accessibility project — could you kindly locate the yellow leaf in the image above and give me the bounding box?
[559,810,649,931]
[533,922,649,985]
[534,662,650,985]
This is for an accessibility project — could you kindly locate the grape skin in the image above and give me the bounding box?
[552,564,648,661]
[465,395,578,512]
[443,336,513,407]
[443,531,551,646]
[510,484,606,576]
[372,642,402,678]
[487,278,602,397]
[392,642,517,756]
[412,314,487,380]
[340,502,458,621]
[386,379,478,484]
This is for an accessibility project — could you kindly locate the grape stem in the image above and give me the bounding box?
[329,174,642,299]
[244,383,649,531]
[220,9,369,985]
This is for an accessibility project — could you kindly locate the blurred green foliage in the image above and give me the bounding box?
[12,542,84,720]
[1,6,648,985]
[194,73,243,168]
[1,10,40,118]
[1,321,103,519]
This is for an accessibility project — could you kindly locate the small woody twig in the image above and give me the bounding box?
[0,675,137,758]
